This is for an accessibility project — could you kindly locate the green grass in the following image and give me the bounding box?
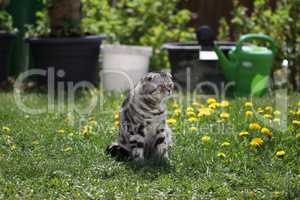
[0,91,299,199]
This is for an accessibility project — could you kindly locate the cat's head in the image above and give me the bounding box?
[138,72,174,100]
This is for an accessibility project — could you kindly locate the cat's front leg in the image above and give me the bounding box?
[129,135,145,161]
[154,126,172,160]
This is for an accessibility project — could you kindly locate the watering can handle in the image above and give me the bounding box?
[236,33,277,54]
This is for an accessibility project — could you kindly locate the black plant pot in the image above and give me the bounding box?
[164,42,235,94]
[0,32,16,83]
[26,35,105,86]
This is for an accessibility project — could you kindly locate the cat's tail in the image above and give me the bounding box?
[106,143,130,161]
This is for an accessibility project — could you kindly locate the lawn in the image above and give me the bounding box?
[0,91,299,199]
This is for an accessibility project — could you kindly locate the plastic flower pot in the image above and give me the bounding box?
[26,35,105,86]
[101,44,152,91]
[0,32,16,83]
[163,41,235,94]
[163,26,235,94]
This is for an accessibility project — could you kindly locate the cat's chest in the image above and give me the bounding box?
[144,116,166,136]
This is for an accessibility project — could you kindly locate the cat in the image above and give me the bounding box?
[106,72,174,161]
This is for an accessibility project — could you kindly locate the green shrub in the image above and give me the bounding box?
[82,0,195,70]
[218,0,300,89]
[0,0,15,33]
[25,9,49,38]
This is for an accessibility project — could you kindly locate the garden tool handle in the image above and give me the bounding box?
[236,33,277,54]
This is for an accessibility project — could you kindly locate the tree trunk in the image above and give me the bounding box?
[0,0,10,9]
[48,0,82,37]
[288,0,300,90]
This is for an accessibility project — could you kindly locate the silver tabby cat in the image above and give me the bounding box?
[106,72,174,161]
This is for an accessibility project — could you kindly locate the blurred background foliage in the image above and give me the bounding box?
[81,0,195,70]
[25,0,195,70]
[218,0,300,90]
[0,0,15,33]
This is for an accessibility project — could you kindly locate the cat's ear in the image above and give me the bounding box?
[160,71,172,79]
[166,72,172,79]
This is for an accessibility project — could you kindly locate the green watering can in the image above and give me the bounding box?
[214,33,277,96]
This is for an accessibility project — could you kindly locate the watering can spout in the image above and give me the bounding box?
[213,43,235,80]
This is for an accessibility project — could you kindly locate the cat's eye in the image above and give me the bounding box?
[146,77,153,81]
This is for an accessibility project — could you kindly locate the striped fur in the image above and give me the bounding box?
[106,72,174,161]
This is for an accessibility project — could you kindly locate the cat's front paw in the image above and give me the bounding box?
[131,148,144,161]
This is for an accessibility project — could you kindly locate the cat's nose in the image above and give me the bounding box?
[165,83,173,91]
[160,84,172,90]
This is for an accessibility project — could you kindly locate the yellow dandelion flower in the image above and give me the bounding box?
[250,137,264,147]
[172,102,179,109]
[292,120,300,125]
[81,125,93,136]
[68,132,74,137]
[2,126,10,132]
[221,142,230,147]
[261,127,272,137]
[296,110,300,115]
[257,107,264,114]
[201,135,210,142]
[245,102,253,108]
[296,133,300,139]
[217,152,226,158]
[272,191,283,197]
[189,127,197,132]
[239,131,249,137]
[188,117,197,123]
[290,110,296,115]
[89,120,98,126]
[89,117,95,121]
[220,100,230,108]
[173,108,181,117]
[209,103,218,110]
[273,110,281,116]
[265,106,273,113]
[220,112,230,119]
[114,121,120,128]
[207,98,217,104]
[114,112,119,120]
[249,123,261,130]
[32,140,39,145]
[276,150,285,157]
[57,129,65,134]
[10,144,17,150]
[187,111,196,117]
[167,118,177,125]
[245,111,253,117]
[263,114,273,119]
[64,146,73,152]
[198,108,212,117]
[186,106,194,112]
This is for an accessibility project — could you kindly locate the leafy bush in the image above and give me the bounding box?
[0,0,15,33]
[0,10,14,32]
[25,9,49,38]
[218,0,300,89]
[82,0,195,70]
